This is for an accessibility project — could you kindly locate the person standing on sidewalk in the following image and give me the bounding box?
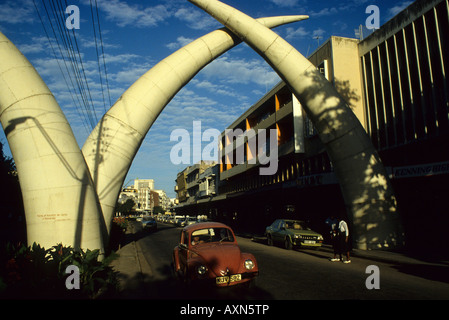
[330,217,351,263]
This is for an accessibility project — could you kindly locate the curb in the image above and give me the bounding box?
[134,239,153,277]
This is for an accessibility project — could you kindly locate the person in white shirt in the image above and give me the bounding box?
[330,218,351,263]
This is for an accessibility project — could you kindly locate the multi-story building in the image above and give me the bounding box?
[175,168,188,204]
[149,190,160,211]
[175,161,217,207]
[133,179,153,211]
[118,178,172,214]
[198,165,219,198]
[153,189,171,210]
[174,0,449,255]
[134,179,154,191]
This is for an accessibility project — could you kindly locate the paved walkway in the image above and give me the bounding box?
[110,224,153,298]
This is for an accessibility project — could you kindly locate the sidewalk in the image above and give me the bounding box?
[110,224,153,298]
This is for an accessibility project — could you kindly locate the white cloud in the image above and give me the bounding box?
[286,26,310,40]
[18,42,45,54]
[201,56,280,87]
[192,79,242,99]
[93,0,170,28]
[80,38,120,50]
[312,28,326,37]
[309,7,339,18]
[112,65,150,84]
[166,36,194,50]
[269,0,300,7]
[174,7,219,30]
[387,1,413,20]
[101,53,141,65]
[0,0,35,24]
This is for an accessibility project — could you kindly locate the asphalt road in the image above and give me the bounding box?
[134,221,449,300]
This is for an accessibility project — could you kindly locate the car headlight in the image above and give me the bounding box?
[317,235,324,241]
[244,259,255,270]
[197,265,207,275]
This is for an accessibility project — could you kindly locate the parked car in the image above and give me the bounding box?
[172,222,258,287]
[265,219,323,250]
[181,216,198,227]
[142,216,157,231]
[172,215,184,225]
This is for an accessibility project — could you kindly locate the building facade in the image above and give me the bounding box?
[173,0,449,256]
[118,178,171,214]
[175,161,217,208]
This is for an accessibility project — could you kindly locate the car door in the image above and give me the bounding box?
[178,230,189,273]
[271,220,285,244]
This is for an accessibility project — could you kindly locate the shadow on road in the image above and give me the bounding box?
[392,264,449,283]
[114,222,274,299]
[253,235,449,285]
[114,262,273,300]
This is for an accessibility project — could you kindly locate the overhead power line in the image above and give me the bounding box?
[32,0,91,135]
[92,0,112,109]
[33,0,112,131]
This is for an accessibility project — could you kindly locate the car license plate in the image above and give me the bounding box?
[304,240,316,244]
[216,274,241,284]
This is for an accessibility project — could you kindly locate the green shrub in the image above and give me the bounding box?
[0,242,119,299]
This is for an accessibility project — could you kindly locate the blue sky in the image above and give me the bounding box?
[0,0,413,198]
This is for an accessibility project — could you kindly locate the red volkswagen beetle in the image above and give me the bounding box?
[172,222,258,287]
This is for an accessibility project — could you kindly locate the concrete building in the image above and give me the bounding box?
[198,165,219,198]
[118,178,173,214]
[134,179,154,191]
[174,0,449,256]
[175,168,188,204]
[153,189,171,210]
[357,0,449,254]
[149,190,160,211]
[175,161,217,208]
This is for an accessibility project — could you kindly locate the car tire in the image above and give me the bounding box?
[284,237,292,250]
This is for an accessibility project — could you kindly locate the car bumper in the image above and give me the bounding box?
[190,271,258,287]
[293,240,323,247]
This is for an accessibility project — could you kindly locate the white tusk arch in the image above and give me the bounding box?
[81,15,308,237]
[188,0,401,250]
[0,32,105,252]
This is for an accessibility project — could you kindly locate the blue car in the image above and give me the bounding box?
[142,217,157,231]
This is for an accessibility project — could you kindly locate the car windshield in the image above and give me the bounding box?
[284,220,309,230]
[190,227,234,245]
